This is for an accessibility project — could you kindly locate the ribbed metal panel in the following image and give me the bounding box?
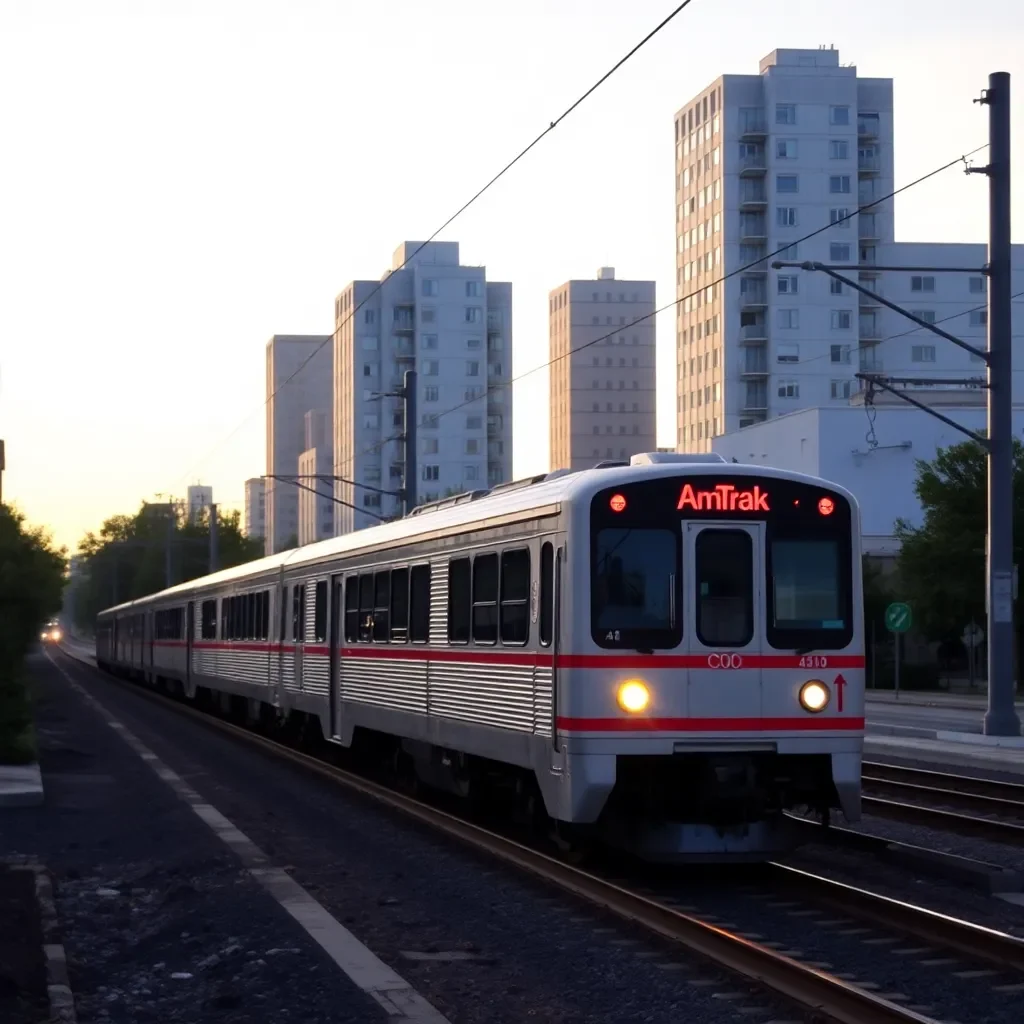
[429,560,447,645]
[218,649,272,689]
[342,657,427,713]
[302,652,330,696]
[533,664,553,737]
[428,662,534,732]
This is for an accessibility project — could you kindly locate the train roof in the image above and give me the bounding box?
[98,453,859,616]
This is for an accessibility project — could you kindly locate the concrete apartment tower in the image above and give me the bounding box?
[548,267,657,470]
[333,241,513,534]
[265,335,333,554]
[243,477,266,541]
[297,409,334,546]
[674,46,894,451]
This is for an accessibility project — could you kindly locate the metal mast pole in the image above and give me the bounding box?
[402,368,417,517]
[209,503,219,574]
[165,508,174,590]
[983,72,1020,736]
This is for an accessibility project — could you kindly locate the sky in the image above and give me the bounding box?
[1,0,1023,552]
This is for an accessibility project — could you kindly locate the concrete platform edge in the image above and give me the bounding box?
[0,762,44,807]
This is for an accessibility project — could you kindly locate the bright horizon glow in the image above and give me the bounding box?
[1,1,1021,551]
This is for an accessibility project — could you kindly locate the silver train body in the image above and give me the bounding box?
[96,453,865,860]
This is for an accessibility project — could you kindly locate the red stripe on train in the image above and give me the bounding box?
[159,641,864,670]
[556,716,865,732]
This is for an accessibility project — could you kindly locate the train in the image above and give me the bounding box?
[95,452,864,861]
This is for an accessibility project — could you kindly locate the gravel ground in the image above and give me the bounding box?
[0,866,47,1024]
[48,649,818,1024]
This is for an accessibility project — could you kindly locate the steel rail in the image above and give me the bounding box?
[862,794,1024,844]
[58,649,936,1024]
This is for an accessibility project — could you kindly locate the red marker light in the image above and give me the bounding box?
[610,493,627,513]
[818,497,835,516]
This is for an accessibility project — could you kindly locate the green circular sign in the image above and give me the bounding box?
[885,602,912,633]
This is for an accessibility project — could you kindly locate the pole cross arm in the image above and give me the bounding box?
[772,260,989,362]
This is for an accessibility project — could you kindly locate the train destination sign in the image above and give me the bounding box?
[677,482,770,513]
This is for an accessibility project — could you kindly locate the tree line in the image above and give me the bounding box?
[69,503,263,630]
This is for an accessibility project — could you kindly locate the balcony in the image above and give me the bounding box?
[487,417,503,436]
[738,110,767,139]
[741,351,768,376]
[739,216,767,243]
[858,288,882,308]
[739,282,767,310]
[738,183,767,210]
[858,247,880,277]
[858,214,880,241]
[394,338,415,358]
[743,390,768,412]
[858,116,880,139]
[739,321,768,343]
[859,317,882,340]
[738,149,767,176]
[858,151,881,175]
[392,318,415,333]
[859,357,884,373]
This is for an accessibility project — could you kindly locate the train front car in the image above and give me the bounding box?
[561,457,863,862]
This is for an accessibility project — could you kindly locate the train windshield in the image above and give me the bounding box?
[590,473,854,651]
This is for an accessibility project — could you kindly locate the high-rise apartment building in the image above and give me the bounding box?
[548,267,656,470]
[675,46,894,451]
[265,335,332,554]
[186,484,213,525]
[297,409,334,546]
[244,477,266,540]
[333,241,512,533]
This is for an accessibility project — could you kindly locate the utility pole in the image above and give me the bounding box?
[979,72,1019,736]
[0,439,5,506]
[209,503,219,574]
[402,368,417,517]
[165,506,174,590]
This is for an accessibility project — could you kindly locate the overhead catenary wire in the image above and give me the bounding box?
[330,143,991,481]
[173,0,701,488]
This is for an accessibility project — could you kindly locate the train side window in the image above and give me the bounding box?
[373,572,391,642]
[472,553,499,645]
[201,599,217,640]
[280,587,289,642]
[344,577,359,642]
[499,549,530,645]
[539,543,554,647]
[695,530,753,648]
[293,584,306,642]
[390,568,409,642]
[247,593,256,640]
[314,580,328,642]
[410,564,431,643]
[358,574,374,642]
[260,590,270,640]
[447,559,471,644]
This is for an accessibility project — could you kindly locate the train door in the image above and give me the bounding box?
[278,584,288,696]
[292,582,305,691]
[328,575,343,740]
[186,601,195,689]
[683,521,764,722]
[148,611,155,679]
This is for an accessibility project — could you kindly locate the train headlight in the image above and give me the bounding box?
[51,629,62,642]
[616,679,650,714]
[799,680,830,713]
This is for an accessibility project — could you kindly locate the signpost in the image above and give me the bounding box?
[885,602,913,697]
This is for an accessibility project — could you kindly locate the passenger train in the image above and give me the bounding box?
[95,452,864,861]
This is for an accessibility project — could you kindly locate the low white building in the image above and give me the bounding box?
[711,402,1024,555]
[297,409,334,546]
[244,478,266,540]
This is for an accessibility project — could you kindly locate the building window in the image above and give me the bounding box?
[777,308,799,329]
[362,413,379,429]
[776,103,796,125]
[970,276,985,293]
[970,310,988,326]
[830,344,850,364]
[831,310,853,330]
[363,309,375,325]
[911,310,937,324]
[829,175,852,194]
[466,360,480,376]
[829,139,849,160]
[912,345,937,363]
[830,279,844,295]
[466,414,482,429]
[830,208,851,227]
[421,464,440,481]
[422,437,439,455]
[467,337,481,350]
[830,105,850,126]
[424,360,439,376]
[776,174,799,194]
[777,275,798,295]
[776,139,797,159]
[422,279,438,297]
[465,307,482,323]
[911,275,936,292]
[830,242,851,262]
[830,379,853,399]
[361,336,378,351]
[776,206,797,227]
[421,333,438,349]
[777,342,799,363]
[777,380,800,399]
[421,308,436,323]
[465,280,483,298]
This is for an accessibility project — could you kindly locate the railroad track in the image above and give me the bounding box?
[54,647,1024,1024]
[862,761,1024,844]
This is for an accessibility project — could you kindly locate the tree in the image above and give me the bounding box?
[72,502,263,630]
[895,437,1024,646]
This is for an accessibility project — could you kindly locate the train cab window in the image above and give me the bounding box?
[771,538,846,632]
[314,580,328,642]
[472,553,499,644]
[390,568,409,642]
[447,558,471,644]
[373,572,391,642]
[499,549,530,645]
[410,564,431,643]
[201,599,217,640]
[695,530,753,648]
[539,543,554,647]
[344,577,359,642]
[592,528,679,649]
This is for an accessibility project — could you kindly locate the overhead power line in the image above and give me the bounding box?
[174,0,701,487]
[331,142,990,480]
